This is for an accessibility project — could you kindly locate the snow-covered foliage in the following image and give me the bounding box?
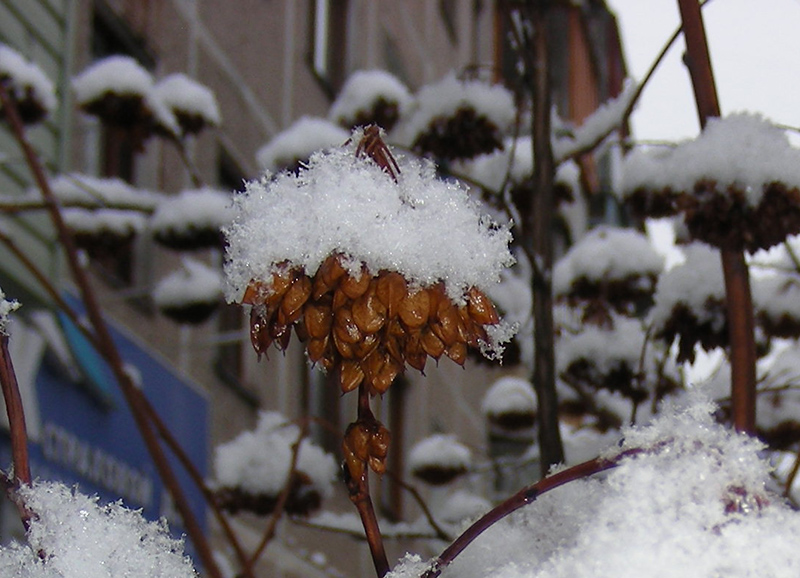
[153,258,222,309]
[0,287,20,335]
[0,43,57,121]
[213,411,336,501]
[153,73,221,133]
[0,481,196,578]
[34,174,162,211]
[255,116,349,172]
[408,434,472,475]
[481,376,537,425]
[63,207,148,237]
[225,130,515,304]
[150,187,232,249]
[391,397,800,578]
[623,113,800,204]
[329,69,413,131]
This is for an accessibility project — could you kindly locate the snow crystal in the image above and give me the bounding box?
[408,434,472,472]
[153,73,220,126]
[552,225,664,295]
[648,243,726,331]
[394,396,800,578]
[213,411,336,498]
[224,133,515,303]
[481,376,537,418]
[0,481,196,578]
[149,187,233,233]
[0,287,20,335]
[395,73,515,147]
[622,113,800,204]
[255,116,349,172]
[152,259,222,308]
[329,69,412,128]
[0,43,57,114]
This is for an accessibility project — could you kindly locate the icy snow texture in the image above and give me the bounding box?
[0,481,196,578]
[395,74,515,146]
[436,491,491,527]
[622,113,800,204]
[753,273,800,323]
[408,434,472,471]
[34,174,162,210]
[153,73,220,126]
[64,207,147,236]
[481,376,537,418]
[0,287,20,335]
[214,411,337,498]
[648,243,726,331]
[329,69,412,128]
[255,116,349,172]
[0,43,57,114]
[224,134,515,303]
[391,397,800,578]
[757,346,800,432]
[153,258,222,308]
[150,187,233,233]
[556,314,648,376]
[553,226,664,295]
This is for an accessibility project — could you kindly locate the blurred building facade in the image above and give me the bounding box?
[0,1,627,576]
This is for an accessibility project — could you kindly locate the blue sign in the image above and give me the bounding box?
[0,292,208,559]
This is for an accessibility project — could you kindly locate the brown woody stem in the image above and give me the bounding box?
[677,0,757,433]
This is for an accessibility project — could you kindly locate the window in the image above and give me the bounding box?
[309,0,349,98]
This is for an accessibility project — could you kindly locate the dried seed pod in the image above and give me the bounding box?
[421,326,445,359]
[340,267,372,299]
[352,286,387,334]
[334,307,363,344]
[399,289,431,329]
[279,275,312,324]
[304,301,333,339]
[467,287,499,325]
[445,341,467,366]
[249,306,273,356]
[242,280,264,305]
[314,254,347,298]
[265,268,295,308]
[339,360,365,393]
[370,358,402,395]
[431,301,461,347]
[307,335,330,364]
[376,271,407,318]
[404,330,428,372]
[332,329,356,359]
[274,328,292,351]
[352,331,380,359]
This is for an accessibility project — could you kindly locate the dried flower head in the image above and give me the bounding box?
[225,127,515,396]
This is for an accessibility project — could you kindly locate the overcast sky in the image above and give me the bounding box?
[605,0,800,143]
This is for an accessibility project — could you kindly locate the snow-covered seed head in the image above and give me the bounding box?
[227,127,515,397]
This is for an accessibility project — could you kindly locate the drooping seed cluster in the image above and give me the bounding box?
[245,252,500,396]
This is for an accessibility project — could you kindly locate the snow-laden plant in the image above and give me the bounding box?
[408,434,472,486]
[0,43,57,125]
[329,69,413,132]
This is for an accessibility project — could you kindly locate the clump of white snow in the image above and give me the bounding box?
[623,113,800,205]
[0,481,196,578]
[213,411,336,500]
[153,73,220,131]
[0,43,57,118]
[0,287,20,335]
[255,116,349,172]
[64,207,147,237]
[225,130,515,304]
[408,434,472,474]
[33,173,162,211]
[150,187,233,246]
[481,376,537,422]
[329,69,412,130]
[152,258,222,309]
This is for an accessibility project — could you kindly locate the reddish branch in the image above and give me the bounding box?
[676,0,757,433]
[0,83,224,578]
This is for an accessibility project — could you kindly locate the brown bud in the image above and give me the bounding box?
[339,360,365,393]
[304,301,333,339]
[307,335,330,364]
[445,341,467,366]
[376,271,407,318]
[265,268,295,308]
[399,288,431,329]
[467,287,499,325]
[404,330,427,372]
[242,280,264,305]
[340,267,372,300]
[314,254,347,299]
[352,331,380,359]
[431,301,461,347]
[352,286,387,334]
[334,307,363,344]
[279,275,312,324]
[421,326,445,359]
[249,306,272,356]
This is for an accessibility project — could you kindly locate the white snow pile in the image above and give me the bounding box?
[34,174,161,211]
[0,481,196,578]
[225,130,515,304]
[213,411,337,499]
[436,491,492,528]
[753,273,800,326]
[481,376,537,420]
[0,287,20,335]
[64,207,148,236]
[153,73,220,128]
[152,258,222,309]
[395,73,515,146]
[329,69,413,128]
[390,395,800,578]
[622,113,800,204]
[255,116,349,172]
[408,434,472,473]
[0,43,57,115]
[648,243,726,332]
[757,346,800,435]
[553,78,637,161]
[553,226,664,295]
[150,187,233,234]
